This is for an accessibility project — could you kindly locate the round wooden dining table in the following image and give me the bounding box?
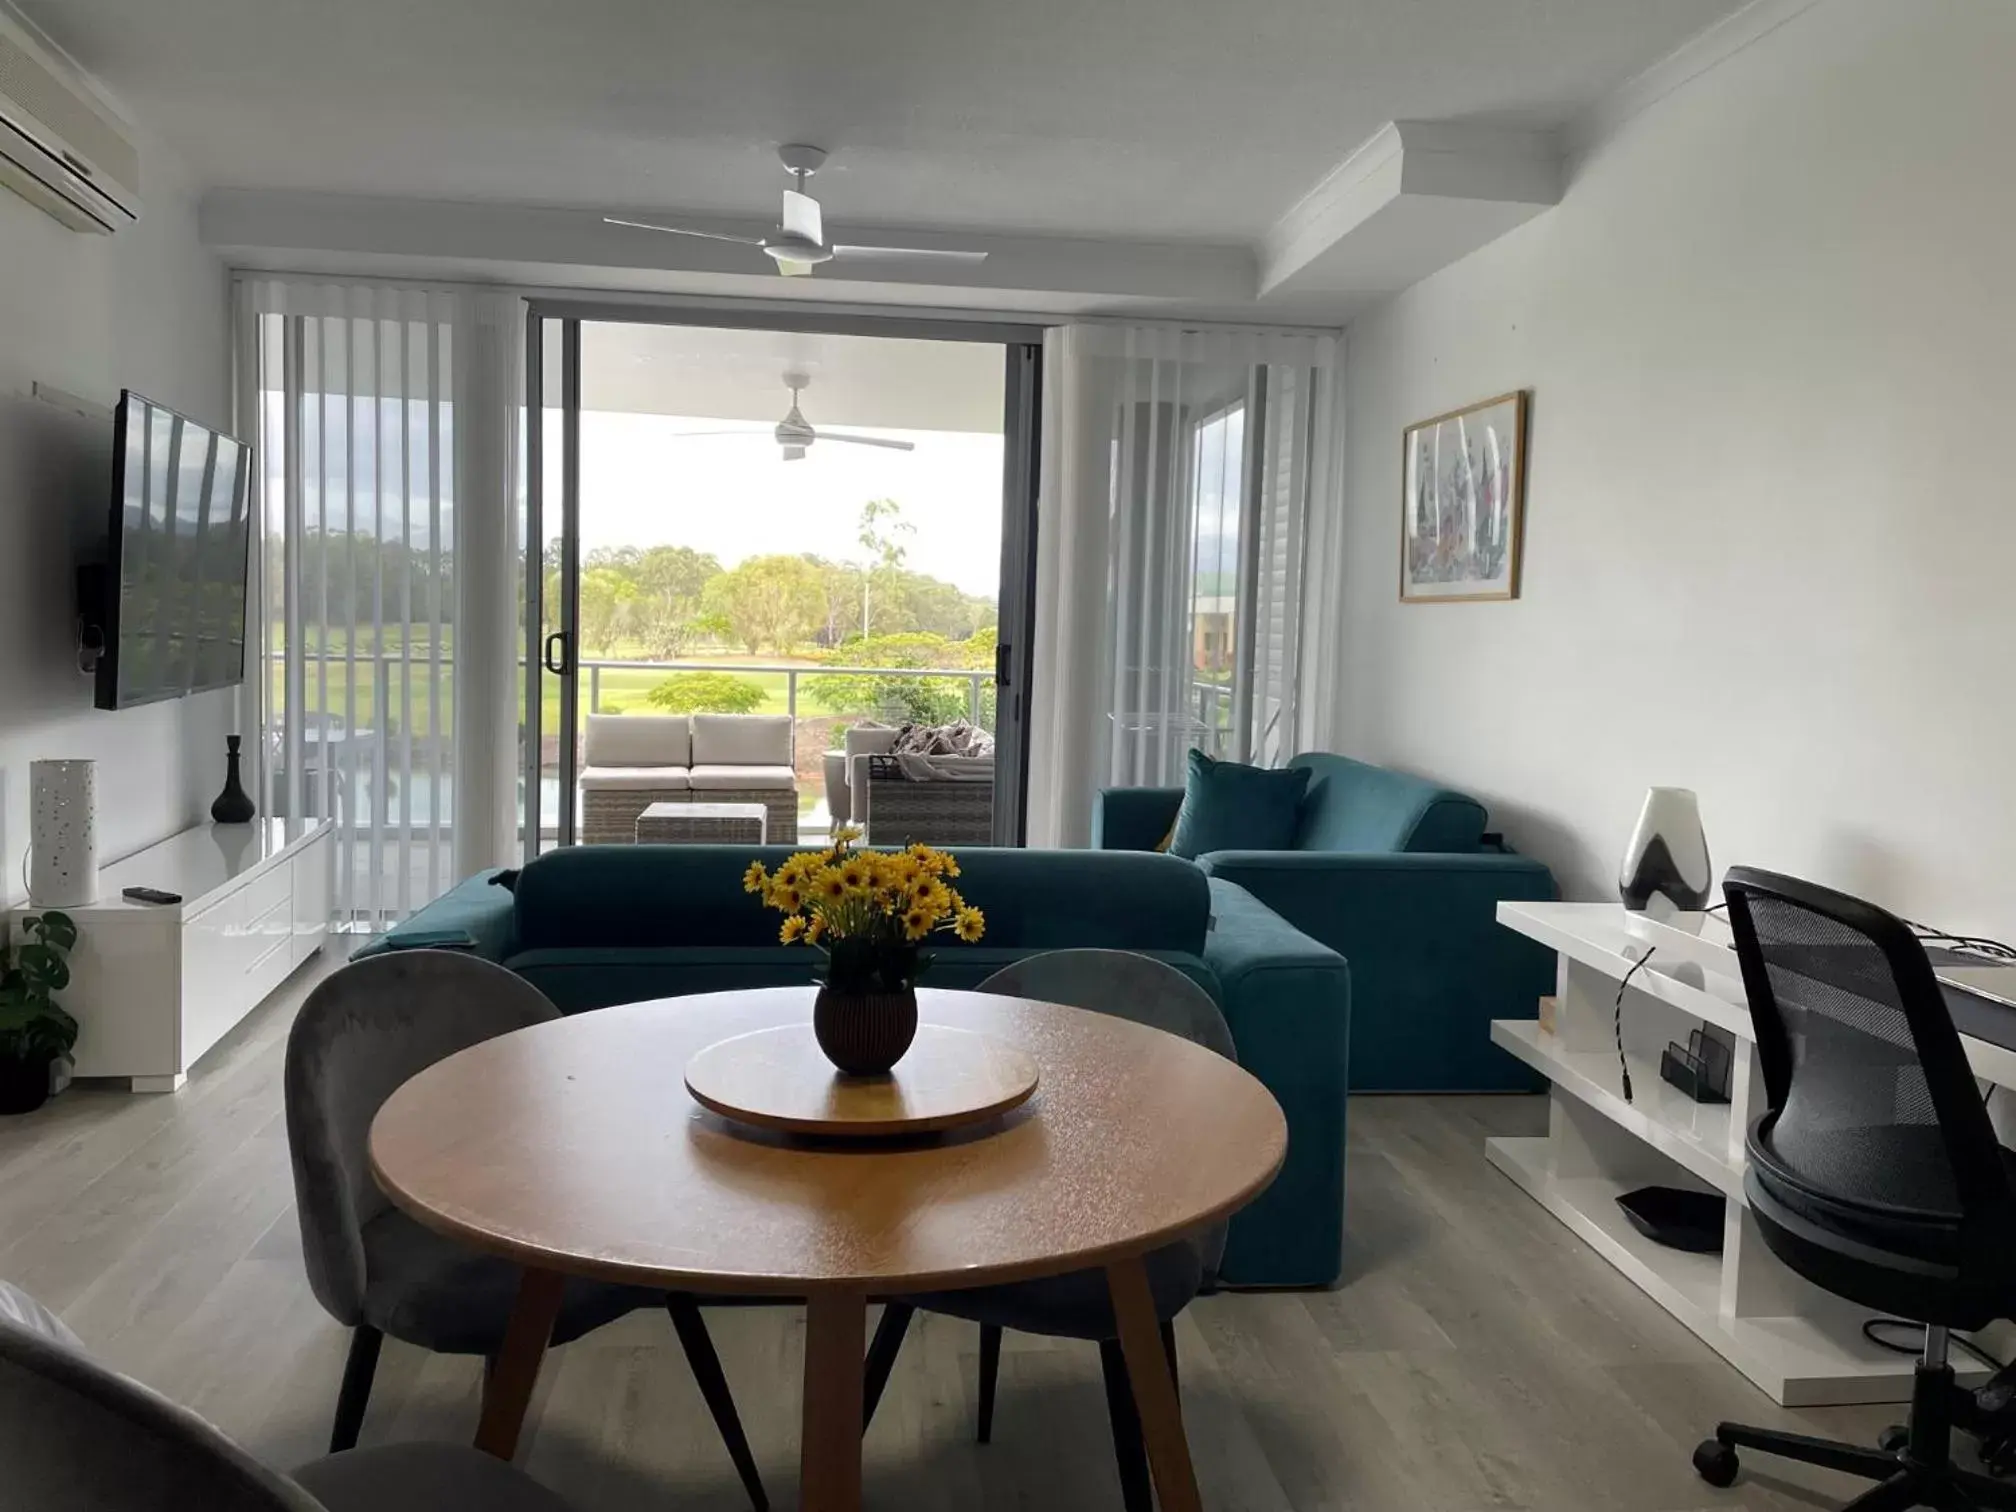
[368,986,1287,1512]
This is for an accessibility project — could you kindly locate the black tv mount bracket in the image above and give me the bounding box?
[74,563,107,676]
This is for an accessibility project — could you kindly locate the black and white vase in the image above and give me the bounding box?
[1620,787,1712,912]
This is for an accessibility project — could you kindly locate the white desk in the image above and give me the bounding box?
[12,820,333,1091]
[1493,901,2009,1406]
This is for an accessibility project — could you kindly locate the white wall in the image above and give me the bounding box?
[0,138,232,898]
[1333,0,2016,935]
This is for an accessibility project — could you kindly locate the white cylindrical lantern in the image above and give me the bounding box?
[29,759,98,908]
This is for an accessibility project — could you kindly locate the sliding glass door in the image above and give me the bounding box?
[522,307,1041,853]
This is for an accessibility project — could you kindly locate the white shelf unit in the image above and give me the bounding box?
[1484,1134,1953,1406]
[1492,901,1995,1407]
[13,820,334,1092]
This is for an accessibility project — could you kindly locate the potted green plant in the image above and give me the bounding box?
[0,911,79,1114]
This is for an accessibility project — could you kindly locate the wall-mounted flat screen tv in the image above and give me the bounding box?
[94,390,253,710]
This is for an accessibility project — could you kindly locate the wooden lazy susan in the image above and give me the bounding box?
[684,1022,1040,1138]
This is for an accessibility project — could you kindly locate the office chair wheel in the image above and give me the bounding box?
[1878,1424,1909,1454]
[1693,1439,1739,1488]
[1982,1432,2016,1477]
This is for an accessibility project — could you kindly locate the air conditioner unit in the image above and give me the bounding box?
[0,8,139,233]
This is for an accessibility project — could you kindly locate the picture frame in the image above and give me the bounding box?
[1399,389,1529,602]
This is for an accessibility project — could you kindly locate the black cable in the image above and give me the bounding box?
[1904,918,2016,962]
[1861,1316,2009,1372]
[1614,946,1657,1104]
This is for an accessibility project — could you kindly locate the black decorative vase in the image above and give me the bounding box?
[813,986,919,1077]
[211,735,256,825]
[1620,787,1712,912]
[0,1054,52,1116]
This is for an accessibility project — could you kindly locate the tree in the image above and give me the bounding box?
[805,629,994,727]
[628,545,721,657]
[701,555,828,655]
[857,498,914,640]
[576,566,636,655]
[643,672,767,715]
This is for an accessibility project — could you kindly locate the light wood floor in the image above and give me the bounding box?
[0,949,1921,1510]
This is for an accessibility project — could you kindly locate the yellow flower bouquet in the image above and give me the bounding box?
[745,827,985,1074]
[745,826,983,986]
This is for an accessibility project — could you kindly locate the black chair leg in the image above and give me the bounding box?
[1711,1422,1899,1483]
[1952,1466,2016,1510]
[1098,1339,1154,1512]
[862,1302,915,1434]
[329,1326,382,1454]
[1160,1319,1179,1399]
[976,1324,1002,1444]
[665,1295,769,1512]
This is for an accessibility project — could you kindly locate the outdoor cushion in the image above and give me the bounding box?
[582,713,690,768]
[691,714,792,766]
[688,764,796,791]
[843,724,898,759]
[578,765,692,792]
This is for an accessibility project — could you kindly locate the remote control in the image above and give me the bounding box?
[121,886,182,906]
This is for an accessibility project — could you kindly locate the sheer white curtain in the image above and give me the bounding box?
[235,278,523,929]
[1026,324,1341,848]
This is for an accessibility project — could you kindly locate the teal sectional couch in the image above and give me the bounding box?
[360,844,1351,1288]
[1096,752,1556,1093]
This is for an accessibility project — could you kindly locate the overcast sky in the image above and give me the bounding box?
[577,412,1005,598]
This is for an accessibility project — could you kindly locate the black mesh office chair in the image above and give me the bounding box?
[1694,867,2016,1510]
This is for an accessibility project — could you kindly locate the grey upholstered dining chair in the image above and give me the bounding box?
[859,949,1236,1512]
[284,950,767,1510]
[0,1304,576,1512]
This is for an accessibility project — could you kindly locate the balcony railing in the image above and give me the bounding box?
[261,650,1238,928]
[574,658,994,724]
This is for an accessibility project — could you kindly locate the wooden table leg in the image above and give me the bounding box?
[800,1290,868,1512]
[1108,1255,1202,1512]
[474,1266,566,1460]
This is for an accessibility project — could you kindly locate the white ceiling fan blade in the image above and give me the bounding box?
[780,189,823,247]
[774,257,816,278]
[829,244,989,263]
[603,216,768,247]
[811,430,916,452]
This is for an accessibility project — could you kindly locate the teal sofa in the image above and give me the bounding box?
[1095,752,1555,1093]
[359,844,1351,1288]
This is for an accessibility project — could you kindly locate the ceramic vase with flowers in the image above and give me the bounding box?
[745,828,985,1076]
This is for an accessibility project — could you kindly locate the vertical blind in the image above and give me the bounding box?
[236,279,522,930]
[1026,324,1340,847]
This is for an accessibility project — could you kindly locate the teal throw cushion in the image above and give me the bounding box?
[1167,750,1310,860]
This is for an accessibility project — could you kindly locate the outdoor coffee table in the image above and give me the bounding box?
[635,800,768,844]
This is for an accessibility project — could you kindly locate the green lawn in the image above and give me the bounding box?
[266,645,949,735]
[269,635,990,740]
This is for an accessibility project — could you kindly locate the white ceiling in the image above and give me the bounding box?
[578,321,1006,431]
[32,0,1742,236]
[21,0,1749,315]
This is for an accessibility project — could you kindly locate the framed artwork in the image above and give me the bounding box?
[1400,389,1529,602]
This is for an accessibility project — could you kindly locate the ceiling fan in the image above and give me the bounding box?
[605,144,989,278]
[672,372,916,462]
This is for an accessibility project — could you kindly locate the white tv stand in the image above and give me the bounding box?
[1492,901,2016,1407]
[11,820,333,1091]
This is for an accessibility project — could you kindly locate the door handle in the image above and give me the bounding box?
[543,631,569,675]
[994,641,1011,688]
